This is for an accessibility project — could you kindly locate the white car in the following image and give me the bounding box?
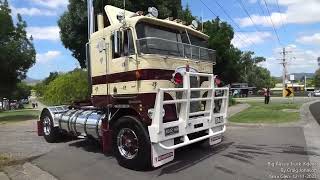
[314,90,320,97]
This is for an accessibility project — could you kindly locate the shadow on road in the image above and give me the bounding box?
[158,141,234,176]
[68,139,103,153]
[57,130,320,177]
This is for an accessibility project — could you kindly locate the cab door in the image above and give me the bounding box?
[90,36,109,106]
[109,28,138,96]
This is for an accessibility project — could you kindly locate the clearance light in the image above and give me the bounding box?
[116,11,125,22]
[190,20,198,29]
[173,73,183,85]
[135,70,141,80]
[148,7,158,18]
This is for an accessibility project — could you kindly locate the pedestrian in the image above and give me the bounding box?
[264,87,271,104]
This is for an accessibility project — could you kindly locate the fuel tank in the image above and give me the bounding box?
[41,106,105,139]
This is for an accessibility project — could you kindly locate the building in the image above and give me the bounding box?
[318,57,320,67]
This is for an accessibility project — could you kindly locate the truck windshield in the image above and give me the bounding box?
[136,22,215,62]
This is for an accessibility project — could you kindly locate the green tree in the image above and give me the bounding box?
[306,77,314,87]
[43,72,59,85]
[58,0,189,68]
[314,69,320,88]
[34,72,60,97]
[238,51,274,89]
[203,17,274,88]
[0,0,36,99]
[179,4,194,25]
[43,69,89,105]
[11,82,32,100]
[34,83,46,97]
[203,17,242,84]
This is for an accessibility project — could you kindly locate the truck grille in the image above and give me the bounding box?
[176,76,201,116]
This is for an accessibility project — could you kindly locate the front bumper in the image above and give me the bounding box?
[148,72,229,167]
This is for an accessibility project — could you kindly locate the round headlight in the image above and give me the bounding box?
[148,108,165,119]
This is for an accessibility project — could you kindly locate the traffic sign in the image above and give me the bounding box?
[283,88,294,97]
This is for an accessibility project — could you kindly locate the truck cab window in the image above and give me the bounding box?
[111,29,135,59]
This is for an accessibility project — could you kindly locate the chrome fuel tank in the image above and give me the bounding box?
[41,106,105,140]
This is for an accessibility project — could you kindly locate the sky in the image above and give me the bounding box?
[7,0,320,80]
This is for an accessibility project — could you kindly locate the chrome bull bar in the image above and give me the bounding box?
[148,72,229,150]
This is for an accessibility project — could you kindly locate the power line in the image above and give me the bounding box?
[211,0,252,45]
[199,0,217,17]
[237,0,262,33]
[235,30,273,32]
[263,0,282,46]
[275,0,286,32]
[200,0,246,45]
[257,0,269,24]
[213,0,241,30]
[210,0,261,49]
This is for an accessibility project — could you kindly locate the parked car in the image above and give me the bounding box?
[314,90,320,97]
[9,100,23,109]
[20,99,29,104]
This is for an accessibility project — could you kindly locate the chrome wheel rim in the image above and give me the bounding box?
[117,128,139,159]
[43,117,51,136]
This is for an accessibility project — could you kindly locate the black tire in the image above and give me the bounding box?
[112,116,151,170]
[42,111,62,143]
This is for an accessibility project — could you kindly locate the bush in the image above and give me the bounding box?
[43,69,90,105]
[229,97,236,106]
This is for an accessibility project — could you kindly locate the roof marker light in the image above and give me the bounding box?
[190,20,198,29]
[147,7,158,18]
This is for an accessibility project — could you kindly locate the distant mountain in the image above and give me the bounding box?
[291,73,314,81]
[272,73,314,82]
[23,77,41,85]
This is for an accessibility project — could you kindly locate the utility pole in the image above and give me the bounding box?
[304,75,307,92]
[278,47,292,97]
[280,48,288,88]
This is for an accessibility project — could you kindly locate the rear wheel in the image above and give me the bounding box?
[112,116,151,170]
[42,111,62,143]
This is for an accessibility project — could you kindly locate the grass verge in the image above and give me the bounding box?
[0,154,13,171]
[0,109,40,124]
[229,102,301,123]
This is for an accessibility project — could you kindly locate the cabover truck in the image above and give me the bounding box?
[37,4,229,170]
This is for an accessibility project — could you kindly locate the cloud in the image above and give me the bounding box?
[36,51,62,64]
[237,0,320,27]
[260,44,319,76]
[30,0,68,9]
[27,26,60,41]
[11,6,56,16]
[296,33,320,45]
[248,0,258,3]
[232,31,272,48]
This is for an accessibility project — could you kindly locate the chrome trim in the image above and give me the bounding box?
[117,128,139,159]
[43,117,51,136]
[40,106,105,140]
[136,37,215,63]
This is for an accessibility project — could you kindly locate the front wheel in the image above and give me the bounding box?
[112,116,151,170]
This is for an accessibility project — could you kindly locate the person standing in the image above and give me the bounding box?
[264,88,271,104]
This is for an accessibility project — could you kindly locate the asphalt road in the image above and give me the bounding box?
[310,102,320,125]
[2,98,320,180]
[32,126,317,180]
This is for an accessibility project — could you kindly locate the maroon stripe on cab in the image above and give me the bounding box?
[91,69,174,85]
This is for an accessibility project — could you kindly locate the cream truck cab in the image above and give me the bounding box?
[37,4,229,170]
